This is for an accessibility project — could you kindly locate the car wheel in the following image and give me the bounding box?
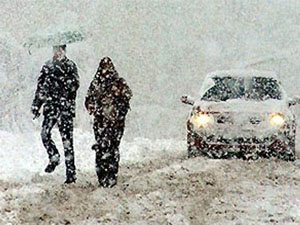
[187,131,206,158]
[281,121,296,161]
[187,131,226,159]
[267,121,296,161]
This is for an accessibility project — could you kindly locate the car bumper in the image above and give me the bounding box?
[187,131,295,161]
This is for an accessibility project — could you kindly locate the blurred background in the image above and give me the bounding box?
[0,0,300,141]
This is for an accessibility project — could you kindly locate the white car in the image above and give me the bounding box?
[181,70,299,161]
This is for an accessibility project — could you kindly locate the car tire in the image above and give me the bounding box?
[266,121,296,161]
[187,131,225,159]
[281,121,296,161]
[187,131,206,158]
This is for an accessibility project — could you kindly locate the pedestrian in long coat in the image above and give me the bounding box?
[85,57,132,188]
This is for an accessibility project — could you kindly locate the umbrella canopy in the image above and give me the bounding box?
[23,29,86,50]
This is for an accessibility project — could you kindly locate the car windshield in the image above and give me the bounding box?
[201,76,282,101]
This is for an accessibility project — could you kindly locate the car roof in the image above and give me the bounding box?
[206,69,278,79]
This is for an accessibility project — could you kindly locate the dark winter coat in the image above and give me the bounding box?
[85,57,132,125]
[32,57,79,117]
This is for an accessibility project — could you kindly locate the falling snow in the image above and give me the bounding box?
[1,0,300,224]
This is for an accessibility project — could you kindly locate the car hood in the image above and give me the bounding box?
[194,99,288,114]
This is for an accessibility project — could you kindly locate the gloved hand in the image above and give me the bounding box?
[87,105,95,115]
[31,106,41,119]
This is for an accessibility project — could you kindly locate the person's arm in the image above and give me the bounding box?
[113,78,132,118]
[31,65,47,118]
[115,78,132,101]
[62,61,80,96]
[85,76,99,114]
[70,62,80,92]
[122,79,133,101]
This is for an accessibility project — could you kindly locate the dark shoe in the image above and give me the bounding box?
[64,175,77,184]
[44,160,60,173]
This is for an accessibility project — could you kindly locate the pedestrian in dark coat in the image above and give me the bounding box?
[85,57,132,188]
[31,45,79,184]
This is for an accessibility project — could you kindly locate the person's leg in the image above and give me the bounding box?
[93,119,101,143]
[93,119,115,187]
[94,124,110,187]
[41,113,60,173]
[106,125,125,186]
[96,123,125,188]
[58,113,76,183]
[95,145,112,187]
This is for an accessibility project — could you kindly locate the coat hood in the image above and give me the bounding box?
[94,57,119,85]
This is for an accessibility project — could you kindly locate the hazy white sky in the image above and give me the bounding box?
[1,0,300,138]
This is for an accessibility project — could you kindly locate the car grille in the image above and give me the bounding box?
[205,135,273,145]
[214,113,264,126]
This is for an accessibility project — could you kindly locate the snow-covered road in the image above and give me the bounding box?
[1,129,300,225]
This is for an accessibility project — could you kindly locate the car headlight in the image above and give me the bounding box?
[270,113,285,127]
[191,112,214,128]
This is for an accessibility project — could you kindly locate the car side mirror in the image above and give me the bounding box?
[181,95,195,106]
[288,96,300,107]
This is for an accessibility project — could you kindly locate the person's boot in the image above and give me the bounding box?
[65,169,77,184]
[97,163,118,188]
[44,155,60,173]
[98,175,117,188]
[64,175,76,184]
